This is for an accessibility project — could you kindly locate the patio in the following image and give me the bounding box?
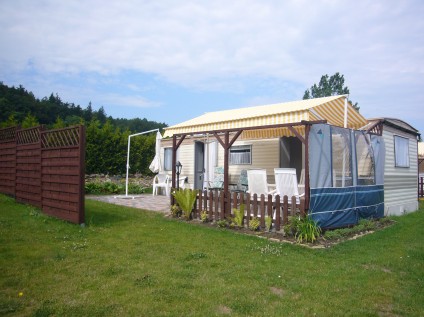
[86,194,170,213]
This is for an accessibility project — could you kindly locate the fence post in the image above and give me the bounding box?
[245,193,251,227]
[275,195,281,231]
[283,195,289,225]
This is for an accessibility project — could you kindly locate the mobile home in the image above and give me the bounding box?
[160,95,419,228]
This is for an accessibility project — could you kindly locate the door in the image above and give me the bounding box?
[280,137,302,181]
[194,142,205,190]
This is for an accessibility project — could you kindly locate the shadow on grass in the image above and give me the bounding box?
[84,200,135,227]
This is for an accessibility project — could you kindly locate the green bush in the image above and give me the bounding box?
[85,181,145,195]
[249,217,260,231]
[200,210,208,223]
[294,216,322,243]
[216,219,228,228]
[265,216,272,232]
[172,189,198,220]
[231,204,245,227]
[170,204,181,218]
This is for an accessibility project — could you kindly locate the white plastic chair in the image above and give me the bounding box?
[246,169,276,197]
[274,168,305,204]
[152,174,170,196]
[207,166,224,190]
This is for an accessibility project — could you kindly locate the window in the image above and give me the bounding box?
[230,145,251,165]
[331,127,353,187]
[394,136,409,167]
[164,148,172,171]
[355,132,375,185]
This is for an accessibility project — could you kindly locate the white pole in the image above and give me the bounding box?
[124,128,159,197]
[125,135,131,197]
[344,96,348,128]
[342,97,348,187]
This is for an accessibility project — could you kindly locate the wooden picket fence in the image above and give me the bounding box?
[190,190,305,231]
[419,177,423,198]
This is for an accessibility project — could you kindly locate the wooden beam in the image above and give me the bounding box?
[228,130,243,147]
[213,132,225,148]
[288,126,305,144]
[223,131,230,218]
[175,135,186,150]
[171,135,177,205]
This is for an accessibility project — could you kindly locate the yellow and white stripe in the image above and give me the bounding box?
[163,95,367,139]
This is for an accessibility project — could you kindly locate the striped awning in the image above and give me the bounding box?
[163,95,367,139]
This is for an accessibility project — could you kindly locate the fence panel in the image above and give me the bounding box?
[0,127,17,196]
[419,177,423,198]
[16,127,42,207]
[194,190,304,231]
[41,126,85,224]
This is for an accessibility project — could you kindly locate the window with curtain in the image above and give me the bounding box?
[164,148,172,171]
[229,145,251,165]
[394,136,409,167]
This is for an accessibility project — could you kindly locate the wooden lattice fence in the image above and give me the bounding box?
[16,126,43,207]
[0,125,85,224]
[0,126,17,196]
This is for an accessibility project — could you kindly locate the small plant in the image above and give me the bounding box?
[295,216,322,243]
[283,216,302,236]
[357,218,376,231]
[200,210,208,223]
[216,219,228,228]
[170,204,181,218]
[249,217,260,231]
[231,204,245,227]
[265,216,272,232]
[172,189,198,220]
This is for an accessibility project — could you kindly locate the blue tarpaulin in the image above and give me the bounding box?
[309,185,384,228]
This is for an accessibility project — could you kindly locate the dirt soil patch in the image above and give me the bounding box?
[172,216,396,248]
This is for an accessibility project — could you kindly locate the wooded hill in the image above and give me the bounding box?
[0,82,167,175]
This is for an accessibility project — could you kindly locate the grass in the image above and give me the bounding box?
[0,194,423,316]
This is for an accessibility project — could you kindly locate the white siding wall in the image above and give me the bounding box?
[161,138,280,187]
[160,144,194,184]
[217,138,280,184]
[383,126,418,215]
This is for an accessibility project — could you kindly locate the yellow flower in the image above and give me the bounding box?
[18,292,23,297]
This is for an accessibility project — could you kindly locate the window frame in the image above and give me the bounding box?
[229,144,252,165]
[394,135,410,168]
[163,147,173,171]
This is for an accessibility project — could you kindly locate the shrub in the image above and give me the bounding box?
[249,217,260,231]
[265,216,272,232]
[216,219,228,228]
[200,210,208,223]
[170,204,181,218]
[231,204,245,227]
[172,189,198,220]
[283,216,302,237]
[294,216,322,243]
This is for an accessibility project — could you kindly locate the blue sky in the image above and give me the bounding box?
[1,0,423,135]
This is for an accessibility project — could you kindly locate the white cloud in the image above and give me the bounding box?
[1,0,423,131]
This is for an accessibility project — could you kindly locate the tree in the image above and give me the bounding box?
[303,72,359,111]
[21,113,39,128]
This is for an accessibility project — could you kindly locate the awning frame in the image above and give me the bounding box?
[170,119,327,217]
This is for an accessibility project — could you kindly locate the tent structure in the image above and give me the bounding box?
[115,128,160,199]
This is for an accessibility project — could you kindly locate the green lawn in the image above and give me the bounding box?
[1,194,423,317]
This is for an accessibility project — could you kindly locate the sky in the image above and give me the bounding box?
[1,0,423,135]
